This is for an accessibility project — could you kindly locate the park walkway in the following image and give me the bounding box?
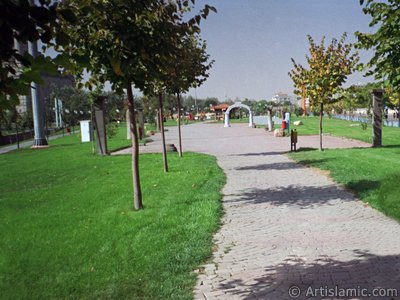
[0,132,67,154]
[115,123,400,299]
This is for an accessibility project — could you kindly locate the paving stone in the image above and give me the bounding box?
[114,123,400,299]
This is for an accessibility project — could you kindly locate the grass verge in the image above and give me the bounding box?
[291,116,400,145]
[0,134,225,299]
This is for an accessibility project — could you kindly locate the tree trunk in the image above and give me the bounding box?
[127,82,143,210]
[158,93,169,172]
[267,109,273,131]
[303,96,307,117]
[398,106,400,128]
[319,102,323,151]
[177,93,183,157]
[15,120,20,149]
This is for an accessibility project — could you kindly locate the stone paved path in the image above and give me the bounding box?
[115,123,400,300]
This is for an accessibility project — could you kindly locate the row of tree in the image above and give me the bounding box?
[1,0,217,210]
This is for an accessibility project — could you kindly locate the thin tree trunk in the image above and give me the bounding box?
[319,102,323,151]
[398,106,400,128]
[177,93,183,157]
[155,110,158,131]
[158,93,169,172]
[127,82,143,210]
[14,109,20,149]
[156,109,161,132]
[267,109,273,131]
[15,120,20,149]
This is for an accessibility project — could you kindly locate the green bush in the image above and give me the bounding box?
[360,121,368,130]
[106,122,119,139]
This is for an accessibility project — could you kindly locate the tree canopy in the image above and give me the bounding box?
[58,0,215,209]
[291,34,359,109]
[0,0,76,108]
[356,0,400,91]
[289,33,359,150]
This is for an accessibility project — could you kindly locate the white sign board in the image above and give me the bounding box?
[80,120,93,143]
[272,116,283,124]
[253,116,268,125]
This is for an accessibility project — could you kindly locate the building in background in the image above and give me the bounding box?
[271,92,298,105]
[15,42,75,114]
[211,103,230,120]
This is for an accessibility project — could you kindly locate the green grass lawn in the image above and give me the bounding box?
[106,122,133,152]
[0,135,225,299]
[291,116,400,145]
[288,116,400,222]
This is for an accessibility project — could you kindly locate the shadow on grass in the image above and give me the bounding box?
[215,250,400,299]
[49,143,79,148]
[346,180,381,195]
[381,145,400,149]
[296,147,318,152]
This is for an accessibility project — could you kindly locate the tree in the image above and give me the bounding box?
[289,33,359,150]
[49,85,90,129]
[356,0,400,93]
[140,94,159,126]
[288,60,309,116]
[129,1,214,171]
[164,34,214,157]
[61,0,213,209]
[335,83,381,115]
[204,97,219,109]
[252,100,267,115]
[0,0,77,108]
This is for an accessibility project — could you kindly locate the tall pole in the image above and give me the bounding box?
[59,100,63,128]
[28,1,48,147]
[55,98,59,128]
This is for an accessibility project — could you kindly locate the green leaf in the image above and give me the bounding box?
[208,5,217,13]
[59,9,77,24]
[30,7,51,24]
[55,31,70,46]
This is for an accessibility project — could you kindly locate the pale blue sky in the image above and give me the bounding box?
[187,0,375,101]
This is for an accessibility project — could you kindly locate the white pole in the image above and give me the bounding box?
[59,100,63,128]
[55,98,59,128]
[224,112,230,127]
[28,18,47,146]
[249,111,254,127]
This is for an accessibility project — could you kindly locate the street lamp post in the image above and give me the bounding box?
[28,32,48,147]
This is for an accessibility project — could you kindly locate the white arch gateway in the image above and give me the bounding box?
[224,102,254,127]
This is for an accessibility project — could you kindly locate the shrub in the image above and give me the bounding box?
[106,122,119,139]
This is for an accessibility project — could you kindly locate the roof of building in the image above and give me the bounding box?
[212,104,230,110]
